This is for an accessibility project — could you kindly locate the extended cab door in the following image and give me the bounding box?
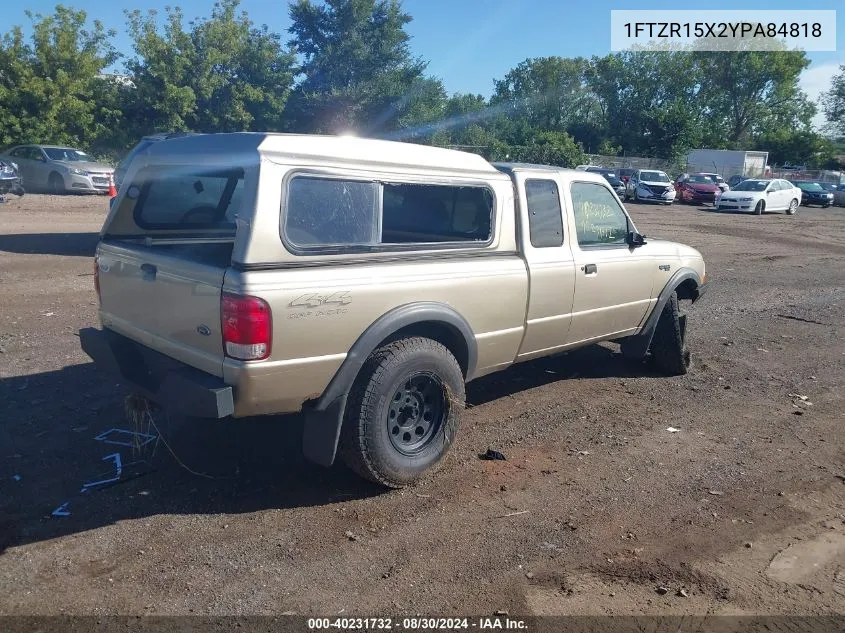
[514,174,577,361]
[564,179,656,344]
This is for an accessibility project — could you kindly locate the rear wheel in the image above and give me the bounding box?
[339,337,465,488]
[753,200,764,215]
[48,172,65,195]
[786,199,798,215]
[649,292,690,376]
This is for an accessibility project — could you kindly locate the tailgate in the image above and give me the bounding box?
[96,242,226,377]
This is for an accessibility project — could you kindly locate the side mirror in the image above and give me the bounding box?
[627,231,646,247]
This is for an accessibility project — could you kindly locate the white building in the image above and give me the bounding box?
[686,149,769,178]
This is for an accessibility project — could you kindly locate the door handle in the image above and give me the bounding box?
[140,263,157,281]
[583,263,598,274]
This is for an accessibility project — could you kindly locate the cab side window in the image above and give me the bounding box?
[524,179,563,248]
[570,182,629,247]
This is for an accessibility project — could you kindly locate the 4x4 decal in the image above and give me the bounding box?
[289,291,352,310]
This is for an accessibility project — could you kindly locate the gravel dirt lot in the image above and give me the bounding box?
[1,193,844,617]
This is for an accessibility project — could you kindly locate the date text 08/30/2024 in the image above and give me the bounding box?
[307,617,528,630]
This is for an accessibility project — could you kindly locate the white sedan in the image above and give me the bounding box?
[715,178,800,215]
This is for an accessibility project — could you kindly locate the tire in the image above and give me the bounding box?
[633,189,639,202]
[753,200,764,215]
[786,198,798,215]
[649,292,690,376]
[48,172,65,195]
[339,337,465,488]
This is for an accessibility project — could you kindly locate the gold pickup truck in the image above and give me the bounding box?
[80,133,708,487]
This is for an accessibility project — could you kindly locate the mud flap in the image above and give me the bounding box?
[302,394,348,467]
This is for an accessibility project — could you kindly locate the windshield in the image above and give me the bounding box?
[687,175,715,184]
[603,174,622,185]
[640,171,669,183]
[819,183,837,191]
[43,148,90,161]
[732,180,769,192]
[794,182,824,192]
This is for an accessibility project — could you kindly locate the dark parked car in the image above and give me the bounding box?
[675,173,721,205]
[586,167,626,197]
[790,181,834,208]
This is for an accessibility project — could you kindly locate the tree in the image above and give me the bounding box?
[694,49,813,146]
[0,5,119,149]
[491,57,599,137]
[756,129,835,168]
[124,7,196,134]
[587,52,702,158]
[821,64,845,137]
[492,131,586,168]
[286,0,438,135]
[125,0,295,136]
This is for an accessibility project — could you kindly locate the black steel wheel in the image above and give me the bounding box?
[386,372,446,456]
[340,337,464,488]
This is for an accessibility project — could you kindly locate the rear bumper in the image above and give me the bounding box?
[79,327,234,418]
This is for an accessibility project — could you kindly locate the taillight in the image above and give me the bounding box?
[93,256,101,303]
[221,293,272,361]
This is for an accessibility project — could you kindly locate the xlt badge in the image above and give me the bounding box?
[658,264,671,272]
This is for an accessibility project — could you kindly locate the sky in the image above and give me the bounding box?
[7,0,844,128]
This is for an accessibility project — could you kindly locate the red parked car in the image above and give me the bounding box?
[675,173,721,205]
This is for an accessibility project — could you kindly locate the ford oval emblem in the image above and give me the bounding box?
[196,325,211,336]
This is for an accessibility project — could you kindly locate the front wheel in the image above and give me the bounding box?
[649,292,690,376]
[47,172,65,195]
[753,200,764,215]
[339,337,465,488]
[786,199,798,215]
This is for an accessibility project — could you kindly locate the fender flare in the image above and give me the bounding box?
[623,268,706,359]
[302,302,478,467]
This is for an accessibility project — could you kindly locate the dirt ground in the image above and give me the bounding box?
[1,192,844,617]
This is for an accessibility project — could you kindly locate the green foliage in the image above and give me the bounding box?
[821,65,845,137]
[694,50,812,146]
[587,52,704,158]
[756,129,836,169]
[491,57,599,135]
[0,2,830,171]
[0,5,118,148]
[490,131,587,168]
[286,0,433,134]
[124,0,295,137]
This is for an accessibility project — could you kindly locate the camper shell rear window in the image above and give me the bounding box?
[132,167,245,231]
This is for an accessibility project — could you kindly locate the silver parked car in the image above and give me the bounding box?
[1,144,114,194]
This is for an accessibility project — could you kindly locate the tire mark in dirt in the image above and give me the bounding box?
[687,224,845,256]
